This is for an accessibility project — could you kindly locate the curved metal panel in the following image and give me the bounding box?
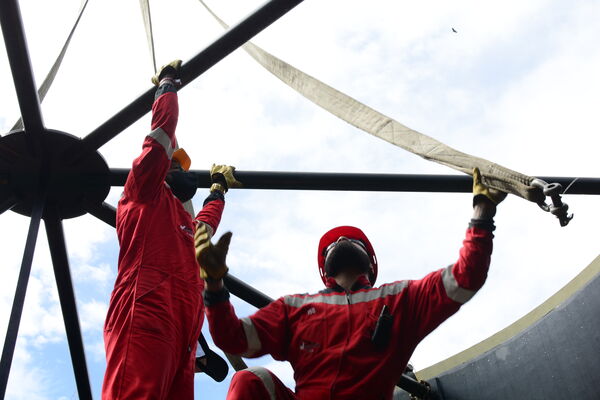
[416,257,600,399]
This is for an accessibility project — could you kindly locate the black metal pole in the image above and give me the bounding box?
[44,210,92,400]
[0,195,44,399]
[0,0,45,140]
[77,0,304,156]
[224,274,274,308]
[85,201,117,228]
[109,168,600,194]
[0,194,17,215]
[396,374,435,399]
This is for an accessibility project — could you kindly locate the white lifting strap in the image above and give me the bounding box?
[138,0,157,74]
[198,0,545,203]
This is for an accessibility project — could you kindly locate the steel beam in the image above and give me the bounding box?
[109,169,130,186]
[0,194,17,215]
[45,211,92,400]
[109,168,600,194]
[396,375,436,399]
[0,195,44,399]
[78,0,304,155]
[85,201,116,228]
[0,0,44,139]
[224,274,273,308]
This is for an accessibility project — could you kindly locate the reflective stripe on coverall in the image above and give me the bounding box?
[206,226,493,400]
[102,87,224,400]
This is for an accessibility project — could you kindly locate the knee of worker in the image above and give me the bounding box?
[229,367,275,396]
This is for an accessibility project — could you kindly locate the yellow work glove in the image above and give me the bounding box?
[210,164,242,194]
[472,168,507,206]
[151,59,182,86]
[195,223,231,280]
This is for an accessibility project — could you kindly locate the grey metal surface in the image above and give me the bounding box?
[426,270,600,400]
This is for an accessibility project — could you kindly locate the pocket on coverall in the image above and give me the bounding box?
[295,316,328,354]
[132,265,176,341]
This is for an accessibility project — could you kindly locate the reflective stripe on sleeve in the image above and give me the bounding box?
[246,367,276,400]
[147,127,175,159]
[240,317,262,357]
[284,280,409,308]
[442,264,477,304]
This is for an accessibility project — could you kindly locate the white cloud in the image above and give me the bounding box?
[79,299,108,333]
[86,339,107,363]
[73,262,114,287]
[4,340,52,400]
[62,216,114,265]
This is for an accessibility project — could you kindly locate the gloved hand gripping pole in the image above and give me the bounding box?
[531,179,573,227]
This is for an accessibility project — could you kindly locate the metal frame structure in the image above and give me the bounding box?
[0,0,598,399]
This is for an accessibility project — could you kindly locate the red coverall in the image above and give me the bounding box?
[205,226,493,400]
[102,86,224,399]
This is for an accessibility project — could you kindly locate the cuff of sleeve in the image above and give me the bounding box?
[154,82,177,100]
[204,287,230,307]
[469,218,495,232]
[203,190,225,206]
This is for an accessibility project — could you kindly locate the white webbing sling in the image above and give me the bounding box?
[195,1,572,225]
[198,1,546,201]
[138,0,157,74]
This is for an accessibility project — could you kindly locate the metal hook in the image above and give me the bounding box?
[531,179,574,227]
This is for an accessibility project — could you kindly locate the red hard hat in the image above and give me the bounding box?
[317,226,378,286]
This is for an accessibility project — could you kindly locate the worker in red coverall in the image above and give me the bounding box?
[194,169,506,400]
[102,60,240,400]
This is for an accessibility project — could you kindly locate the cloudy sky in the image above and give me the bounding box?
[1,0,599,398]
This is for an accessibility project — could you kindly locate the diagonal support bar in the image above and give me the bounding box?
[85,201,116,228]
[10,0,90,132]
[224,274,274,309]
[77,0,304,156]
[0,194,44,399]
[0,0,44,139]
[0,194,17,215]
[396,374,437,399]
[109,168,600,194]
[44,210,92,400]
